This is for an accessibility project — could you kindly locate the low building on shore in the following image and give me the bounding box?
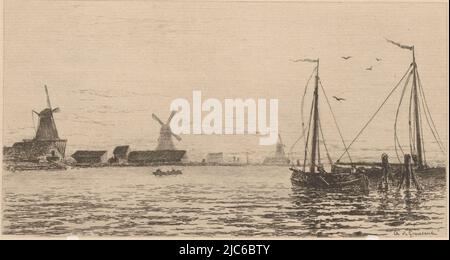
[112,145,130,164]
[206,152,224,164]
[127,150,186,164]
[71,150,108,164]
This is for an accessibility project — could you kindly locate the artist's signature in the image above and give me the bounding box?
[393,230,438,237]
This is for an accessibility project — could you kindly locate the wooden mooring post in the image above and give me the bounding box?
[378,153,390,191]
[397,154,422,191]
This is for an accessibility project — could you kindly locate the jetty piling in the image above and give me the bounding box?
[398,154,422,191]
[378,153,390,191]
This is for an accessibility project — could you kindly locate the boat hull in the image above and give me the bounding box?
[333,163,446,179]
[415,166,446,177]
[290,167,369,191]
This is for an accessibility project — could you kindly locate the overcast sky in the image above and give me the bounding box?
[3,1,447,163]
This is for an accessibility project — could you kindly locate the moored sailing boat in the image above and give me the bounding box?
[290,59,369,190]
[334,40,446,177]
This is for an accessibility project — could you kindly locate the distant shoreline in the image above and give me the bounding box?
[3,160,293,172]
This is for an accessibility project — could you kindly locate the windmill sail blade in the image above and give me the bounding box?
[52,107,60,113]
[278,134,283,145]
[152,113,164,125]
[44,85,52,109]
[166,110,177,124]
[32,110,40,115]
[171,132,182,141]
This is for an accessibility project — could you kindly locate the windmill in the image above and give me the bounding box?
[152,111,182,150]
[263,134,289,165]
[275,134,286,158]
[32,85,61,140]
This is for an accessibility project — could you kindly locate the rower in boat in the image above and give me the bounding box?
[289,58,369,191]
[153,168,183,176]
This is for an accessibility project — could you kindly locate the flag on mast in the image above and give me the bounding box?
[385,38,413,50]
[291,58,319,63]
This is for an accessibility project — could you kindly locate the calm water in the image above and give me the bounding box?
[2,166,447,238]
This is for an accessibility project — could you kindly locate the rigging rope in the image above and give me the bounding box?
[317,108,321,166]
[303,89,316,172]
[318,79,353,163]
[318,116,333,165]
[31,111,37,134]
[394,69,413,163]
[418,96,427,165]
[408,81,415,156]
[337,63,414,161]
[289,127,307,155]
[415,66,446,154]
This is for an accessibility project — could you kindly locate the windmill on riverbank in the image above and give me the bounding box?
[263,134,290,165]
[127,111,186,164]
[152,111,182,150]
[3,85,67,162]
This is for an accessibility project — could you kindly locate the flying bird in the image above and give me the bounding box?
[333,96,346,102]
[366,66,373,71]
[376,58,382,62]
[341,56,352,60]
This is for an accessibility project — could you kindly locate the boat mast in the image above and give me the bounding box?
[411,47,424,169]
[310,60,320,173]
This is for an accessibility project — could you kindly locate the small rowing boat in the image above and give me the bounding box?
[153,168,183,176]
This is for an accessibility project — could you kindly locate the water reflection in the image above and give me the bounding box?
[2,166,446,237]
[289,186,373,237]
[403,190,423,211]
[289,181,442,237]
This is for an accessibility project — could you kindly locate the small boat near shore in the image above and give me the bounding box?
[153,168,183,176]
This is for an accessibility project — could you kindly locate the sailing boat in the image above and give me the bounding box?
[334,40,446,177]
[289,59,369,190]
[397,43,446,175]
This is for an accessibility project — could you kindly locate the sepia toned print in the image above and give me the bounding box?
[1,0,448,239]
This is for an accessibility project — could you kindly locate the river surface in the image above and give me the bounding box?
[2,166,447,238]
